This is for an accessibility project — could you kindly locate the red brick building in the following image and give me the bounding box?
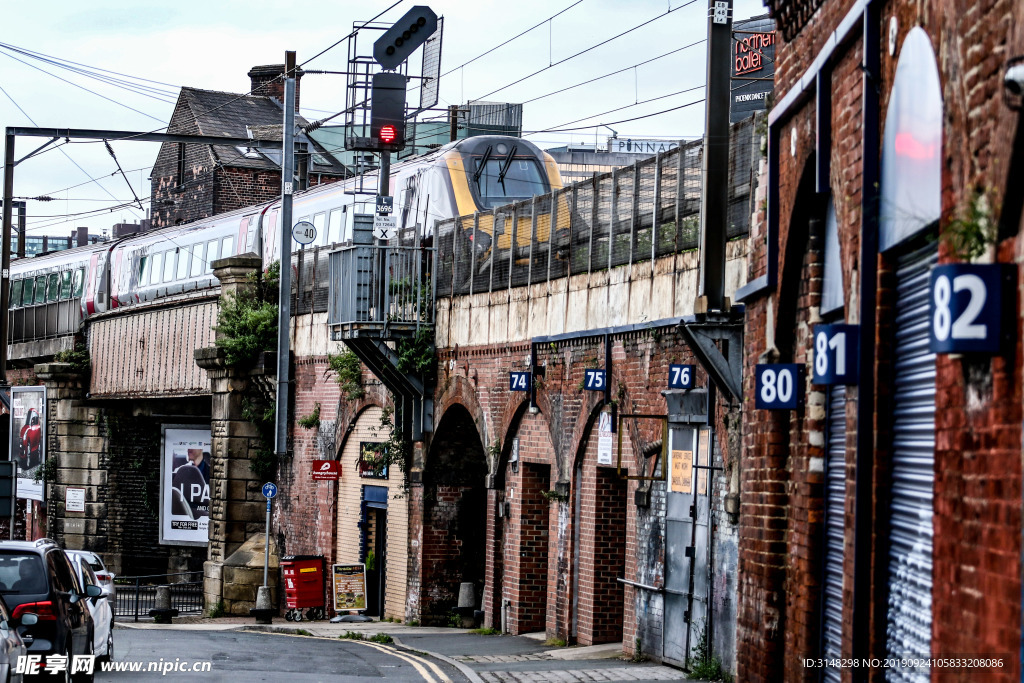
[150,65,348,229]
[734,0,1024,680]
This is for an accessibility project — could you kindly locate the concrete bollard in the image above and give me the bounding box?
[457,582,476,628]
[148,586,179,624]
[250,585,275,625]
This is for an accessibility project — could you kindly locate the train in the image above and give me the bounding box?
[7,135,564,342]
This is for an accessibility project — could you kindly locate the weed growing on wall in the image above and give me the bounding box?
[328,350,365,401]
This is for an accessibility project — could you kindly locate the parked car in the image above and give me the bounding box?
[0,539,99,682]
[0,593,37,683]
[64,550,116,601]
[66,554,113,663]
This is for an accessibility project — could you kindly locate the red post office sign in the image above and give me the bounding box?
[311,459,340,481]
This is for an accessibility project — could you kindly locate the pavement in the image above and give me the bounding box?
[116,615,694,682]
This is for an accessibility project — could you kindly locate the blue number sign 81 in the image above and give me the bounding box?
[584,369,606,391]
[509,372,531,392]
[668,364,694,389]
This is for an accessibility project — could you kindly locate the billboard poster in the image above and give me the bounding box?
[10,387,46,501]
[332,564,367,612]
[596,410,614,465]
[159,425,212,546]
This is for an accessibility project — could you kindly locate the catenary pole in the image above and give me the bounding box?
[275,52,297,460]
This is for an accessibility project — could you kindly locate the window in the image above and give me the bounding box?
[176,248,189,279]
[328,208,344,244]
[33,276,46,305]
[10,280,21,308]
[150,253,163,285]
[0,553,45,594]
[138,256,148,287]
[313,212,326,245]
[470,156,546,209]
[176,143,186,187]
[205,239,220,273]
[21,279,34,306]
[72,268,85,298]
[222,235,235,258]
[47,273,59,302]
[59,271,72,299]
[48,551,75,593]
[190,243,205,277]
[162,250,176,282]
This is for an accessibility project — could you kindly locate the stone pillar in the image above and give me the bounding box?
[34,363,104,552]
[196,255,279,615]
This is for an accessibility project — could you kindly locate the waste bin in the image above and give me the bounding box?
[281,555,325,621]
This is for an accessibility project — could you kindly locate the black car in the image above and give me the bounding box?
[0,539,99,682]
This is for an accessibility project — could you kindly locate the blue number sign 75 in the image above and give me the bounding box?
[584,369,606,391]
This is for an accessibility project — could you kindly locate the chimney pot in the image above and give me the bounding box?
[248,64,303,111]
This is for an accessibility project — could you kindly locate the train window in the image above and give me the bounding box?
[10,280,21,308]
[327,208,343,244]
[313,212,326,246]
[150,252,163,285]
[162,250,176,282]
[190,243,205,277]
[72,268,85,298]
[205,240,220,273]
[176,248,190,280]
[222,235,235,258]
[34,276,46,305]
[471,157,546,209]
[21,279,33,306]
[46,273,59,302]
[138,256,148,286]
[59,271,72,299]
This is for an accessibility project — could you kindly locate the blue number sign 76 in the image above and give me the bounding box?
[668,364,694,389]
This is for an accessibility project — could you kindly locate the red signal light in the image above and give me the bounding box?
[379,125,397,144]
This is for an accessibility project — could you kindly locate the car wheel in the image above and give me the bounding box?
[106,624,114,662]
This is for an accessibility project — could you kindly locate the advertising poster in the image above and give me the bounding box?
[160,425,212,546]
[332,564,367,611]
[596,411,614,465]
[10,387,46,501]
[670,450,693,494]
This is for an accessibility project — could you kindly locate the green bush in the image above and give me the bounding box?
[329,351,365,400]
[214,295,278,367]
[53,343,90,374]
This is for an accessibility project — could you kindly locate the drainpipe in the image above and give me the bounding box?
[851,3,881,677]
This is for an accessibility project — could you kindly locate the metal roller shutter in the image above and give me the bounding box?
[822,385,846,683]
[885,244,937,682]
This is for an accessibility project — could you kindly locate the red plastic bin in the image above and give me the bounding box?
[281,555,325,610]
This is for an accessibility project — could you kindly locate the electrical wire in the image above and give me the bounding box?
[299,0,405,68]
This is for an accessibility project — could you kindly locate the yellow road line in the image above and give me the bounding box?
[355,639,452,683]
[350,639,441,683]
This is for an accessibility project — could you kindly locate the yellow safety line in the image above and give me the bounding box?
[355,639,452,683]
[350,639,441,683]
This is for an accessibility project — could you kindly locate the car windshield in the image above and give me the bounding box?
[71,551,103,573]
[470,157,547,209]
[0,553,46,594]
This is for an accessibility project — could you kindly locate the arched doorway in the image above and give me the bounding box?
[422,404,489,623]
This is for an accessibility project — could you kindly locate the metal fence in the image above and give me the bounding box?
[328,243,436,340]
[114,571,204,622]
[434,115,761,298]
[8,298,83,343]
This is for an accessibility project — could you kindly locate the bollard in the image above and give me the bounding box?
[456,582,476,628]
[148,586,179,624]
[250,585,275,625]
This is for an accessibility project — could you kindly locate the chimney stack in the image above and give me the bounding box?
[75,227,89,247]
[248,64,303,111]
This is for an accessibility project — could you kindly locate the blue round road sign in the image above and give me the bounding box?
[262,482,278,499]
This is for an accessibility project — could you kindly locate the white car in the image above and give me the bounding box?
[65,550,116,600]
[67,554,114,662]
[0,594,36,682]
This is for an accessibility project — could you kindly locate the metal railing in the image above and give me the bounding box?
[113,571,204,622]
[8,298,83,344]
[328,241,436,340]
[434,115,761,298]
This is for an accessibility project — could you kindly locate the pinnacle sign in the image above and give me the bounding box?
[373,6,438,70]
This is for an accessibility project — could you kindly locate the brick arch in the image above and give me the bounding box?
[567,393,607,479]
[332,384,389,459]
[432,374,489,464]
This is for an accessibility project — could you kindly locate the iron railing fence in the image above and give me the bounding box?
[8,298,83,343]
[328,243,436,340]
[114,571,204,622]
[435,115,760,298]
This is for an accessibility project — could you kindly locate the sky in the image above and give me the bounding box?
[0,0,768,239]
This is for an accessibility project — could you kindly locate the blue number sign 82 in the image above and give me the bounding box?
[584,369,606,391]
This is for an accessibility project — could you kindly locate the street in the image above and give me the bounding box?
[98,629,470,683]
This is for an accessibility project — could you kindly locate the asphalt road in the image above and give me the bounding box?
[96,628,470,683]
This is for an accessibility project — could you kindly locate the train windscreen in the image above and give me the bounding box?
[470,156,547,209]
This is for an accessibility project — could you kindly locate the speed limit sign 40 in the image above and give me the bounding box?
[292,221,316,245]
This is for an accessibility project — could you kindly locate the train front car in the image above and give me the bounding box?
[418,135,564,291]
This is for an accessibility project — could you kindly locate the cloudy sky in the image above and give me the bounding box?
[0,0,767,238]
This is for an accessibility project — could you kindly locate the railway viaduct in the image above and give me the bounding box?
[13,117,762,669]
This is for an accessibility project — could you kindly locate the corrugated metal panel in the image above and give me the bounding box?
[885,244,937,681]
[822,385,846,682]
[89,300,218,398]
